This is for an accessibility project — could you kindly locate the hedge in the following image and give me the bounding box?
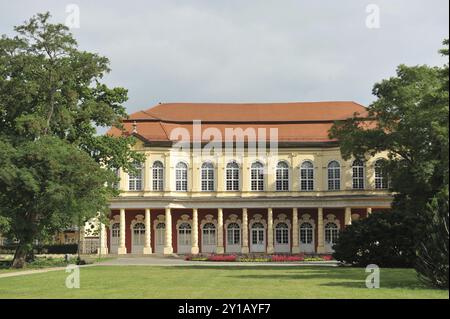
[0,244,78,254]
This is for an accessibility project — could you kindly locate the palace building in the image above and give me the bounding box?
[98,101,392,255]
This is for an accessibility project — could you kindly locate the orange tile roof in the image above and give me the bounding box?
[107,101,368,143]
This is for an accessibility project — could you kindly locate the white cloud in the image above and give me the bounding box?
[1,0,448,117]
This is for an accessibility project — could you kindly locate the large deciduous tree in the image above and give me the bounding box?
[0,12,142,268]
[330,40,449,288]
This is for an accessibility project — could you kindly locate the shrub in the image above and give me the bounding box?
[333,211,418,267]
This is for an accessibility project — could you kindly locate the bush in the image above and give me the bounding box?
[42,244,78,254]
[333,211,418,267]
[415,189,449,288]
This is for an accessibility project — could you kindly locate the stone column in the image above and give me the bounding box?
[292,208,300,253]
[345,207,352,226]
[98,222,109,255]
[216,208,224,254]
[143,208,152,254]
[191,208,199,254]
[316,207,325,253]
[117,208,127,254]
[366,207,372,216]
[163,208,173,254]
[267,208,274,253]
[241,208,249,253]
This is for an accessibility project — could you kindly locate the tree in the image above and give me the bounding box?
[0,12,142,268]
[330,40,449,287]
[415,187,449,288]
[332,211,418,267]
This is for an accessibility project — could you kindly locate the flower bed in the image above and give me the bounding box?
[185,254,334,262]
[271,255,304,262]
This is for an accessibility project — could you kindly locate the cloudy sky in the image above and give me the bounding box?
[1,0,448,117]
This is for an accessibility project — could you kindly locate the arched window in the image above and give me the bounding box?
[201,162,215,191]
[175,162,188,191]
[132,222,145,246]
[327,161,340,190]
[300,222,313,244]
[226,161,240,191]
[352,159,365,189]
[111,223,120,244]
[300,161,314,191]
[178,222,191,247]
[275,222,289,244]
[227,223,240,245]
[152,161,164,191]
[375,160,388,189]
[251,162,264,191]
[202,223,216,245]
[155,222,165,246]
[276,161,289,191]
[128,161,143,191]
[325,222,339,245]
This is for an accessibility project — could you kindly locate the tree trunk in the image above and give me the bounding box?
[12,243,29,269]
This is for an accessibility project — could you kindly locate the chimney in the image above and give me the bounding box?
[132,121,137,134]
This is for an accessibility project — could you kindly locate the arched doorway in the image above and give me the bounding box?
[274,222,290,253]
[324,222,339,252]
[177,222,192,254]
[299,222,315,253]
[154,222,165,253]
[202,223,216,253]
[250,222,265,252]
[110,223,120,254]
[131,222,145,254]
[226,222,241,253]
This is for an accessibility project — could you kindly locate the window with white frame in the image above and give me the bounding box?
[352,159,365,189]
[202,223,216,245]
[227,223,240,245]
[327,161,340,190]
[133,222,145,245]
[155,222,165,246]
[325,222,339,244]
[152,161,164,191]
[300,161,314,191]
[201,162,215,191]
[251,161,264,191]
[300,222,313,244]
[375,160,388,189]
[178,223,191,245]
[276,161,289,191]
[175,162,188,191]
[128,161,143,191]
[226,161,240,191]
[275,222,289,244]
[111,223,120,245]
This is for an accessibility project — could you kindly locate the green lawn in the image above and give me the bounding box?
[0,266,448,299]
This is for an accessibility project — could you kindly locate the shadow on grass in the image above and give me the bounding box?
[167,265,428,290]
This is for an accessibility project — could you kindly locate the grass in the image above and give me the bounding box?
[0,266,448,299]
